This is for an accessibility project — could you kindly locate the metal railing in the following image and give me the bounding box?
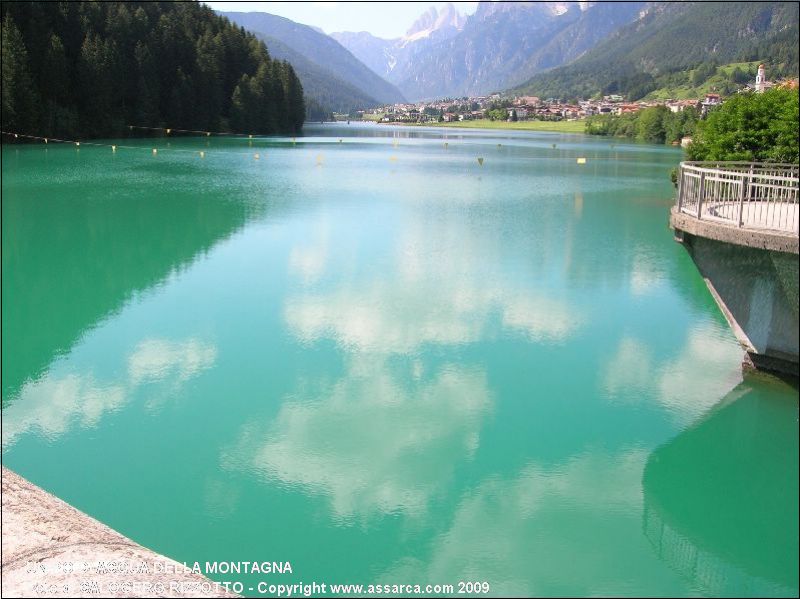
[676,161,799,234]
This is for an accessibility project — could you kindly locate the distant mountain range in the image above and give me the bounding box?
[221,11,406,116]
[332,1,648,100]
[219,1,799,112]
[331,3,466,85]
[511,1,800,100]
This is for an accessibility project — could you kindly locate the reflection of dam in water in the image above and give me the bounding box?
[643,382,799,597]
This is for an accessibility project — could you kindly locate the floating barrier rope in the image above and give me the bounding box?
[2,130,491,168]
[128,125,258,138]
[1,130,270,159]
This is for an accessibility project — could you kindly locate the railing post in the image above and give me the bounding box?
[680,162,797,235]
[737,167,750,227]
[697,171,706,219]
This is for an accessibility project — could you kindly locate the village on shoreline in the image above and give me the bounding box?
[347,65,798,129]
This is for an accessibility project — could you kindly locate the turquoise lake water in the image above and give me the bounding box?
[2,123,798,596]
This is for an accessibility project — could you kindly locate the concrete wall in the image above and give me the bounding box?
[681,234,799,374]
[1,467,236,598]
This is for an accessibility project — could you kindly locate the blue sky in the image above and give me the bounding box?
[203,1,478,39]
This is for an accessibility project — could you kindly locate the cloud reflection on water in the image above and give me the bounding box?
[382,449,668,597]
[265,199,586,520]
[224,357,491,520]
[3,337,217,446]
[284,201,585,353]
[603,325,742,423]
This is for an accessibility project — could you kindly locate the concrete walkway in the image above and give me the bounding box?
[702,201,799,233]
[1,467,236,598]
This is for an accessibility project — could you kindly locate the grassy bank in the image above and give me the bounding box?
[409,119,587,133]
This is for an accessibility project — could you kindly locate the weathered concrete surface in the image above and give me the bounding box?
[671,207,799,254]
[1,467,236,598]
[671,231,799,376]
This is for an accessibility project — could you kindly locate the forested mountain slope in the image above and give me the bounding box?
[1,2,305,137]
[252,35,379,119]
[222,11,405,107]
[512,1,799,100]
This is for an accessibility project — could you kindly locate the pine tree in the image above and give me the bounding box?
[285,64,306,133]
[1,1,306,138]
[1,15,40,132]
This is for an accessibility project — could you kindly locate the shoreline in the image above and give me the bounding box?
[371,119,587,134]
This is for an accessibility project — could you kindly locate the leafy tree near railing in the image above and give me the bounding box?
[687,88,799,163]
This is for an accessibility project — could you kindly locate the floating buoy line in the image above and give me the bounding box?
[1,130,272,159]
[2,129,496,168]
[127,125,259,138]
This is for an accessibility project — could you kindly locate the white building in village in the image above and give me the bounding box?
[755,63,775,93]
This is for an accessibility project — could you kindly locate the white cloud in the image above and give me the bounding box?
[629,250,667,296]
[601,327,742,424]
[288,218,330,285]
[500,295,582,342]
[2,374,126,446]
[285,283,582,354]
[284,199,584,354]
[128,338,217,386]
[288,245,328,284]
[603,336,653,399]
[382,449,669,597]
[4,337,217,447]
[657,327,742,424]
[222,357,491,520]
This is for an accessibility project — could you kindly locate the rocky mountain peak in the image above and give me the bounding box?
[403,3,466,43]
[474,1,593,20]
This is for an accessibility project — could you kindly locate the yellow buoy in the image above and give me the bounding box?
[316,154,324,165]
[389,155,397,162]
[75,142,80,147]
[152,148,158,155]
[166,128,171,134]
[44,138,48,144]
[254,153,260,160]
[576,157,586,164]
[111,145,117,152]
[477,157,484,166]
[249,134,253,139]
[206,132,211,137]
[199,151,205,158]
[14,133,18,138]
